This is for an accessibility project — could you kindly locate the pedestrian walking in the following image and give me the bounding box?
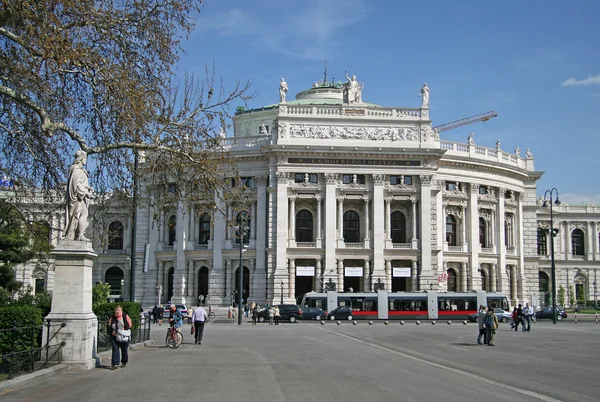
[244,303,249,318]
[108,305,132,370]
[476,305,487,345]
[523,303,533,332]
[510,307,518,330]
[157,304,164,326]
[191,305,208,345]
[516,304,525,332]
[268,306,274,325]
[274,306,280,325]
[485,306,499,346]
[228,305,236,324]
[251,307,257,325]
[152,305,159,324]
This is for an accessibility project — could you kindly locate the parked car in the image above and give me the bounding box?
[535,307,567,320]
[162,304,188,318]
[468,308,512,323]
[327,306,354,321]
[301,307,326,321]
[256,304,303,323]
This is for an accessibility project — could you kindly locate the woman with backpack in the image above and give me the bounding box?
[108,305,132,370]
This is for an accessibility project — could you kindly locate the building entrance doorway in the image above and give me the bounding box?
[392,277,408,291]
[198,267,209,304]
[295,276,313,304]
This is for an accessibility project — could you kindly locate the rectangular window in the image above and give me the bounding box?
[446,182,457,191]
[390,175,412,185]
[537,228,547,255]
[295,173,318,184]
[478,186,488,195]
[342,174,365,184]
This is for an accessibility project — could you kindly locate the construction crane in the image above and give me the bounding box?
[432,110,498,133]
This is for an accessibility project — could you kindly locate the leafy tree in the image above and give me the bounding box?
[92,282,111,308]
[569,285,575,307]
[0,200,52,293]
[0,1,253,226]
[558,285,566,307]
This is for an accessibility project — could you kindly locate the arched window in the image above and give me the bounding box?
[538,272,549,292]
[108,221,124,250]
[571,229,585,256]
[446,215,457,246]
[391,211,406,243]
[447,269,457,292]
[479,217,487,247]
[343,210,360,243]
[105,266,124,296]
[537,228,547,255]
[167,215,176,246]
[295,210,313,242]
[198,213,211,245]
[235,211,251,244]
[480,269,487,291]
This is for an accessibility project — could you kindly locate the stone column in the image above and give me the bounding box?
[337,259,344,291]
[363,197,370,241]
[251,200,256,241]
[490,263,497,292]
[385,198,391,240]
[497,188,506,292]
[316,195,322,240]
[43,241,98,370]
[385,260,392,291]
[411,198,417,246]
[315,259,322,292]
[363,259,370,291]
[289,259,295,303]
[511,265,517,302]
[289,196,296,240]
[189,206,196,244]
[411,260,418,291]
[225,259,231,304]
[468,184,479,291]
[338,198,344,240]
[460,263,467,292]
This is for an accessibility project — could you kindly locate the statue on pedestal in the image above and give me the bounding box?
[64,150,94,241]
[279,78,288,103]
[419,83,430,108]
[344,70,362,104]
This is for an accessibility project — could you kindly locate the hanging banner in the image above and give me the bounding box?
[345,267,363,277]
[393,267,411,277]
[296,266,315,276]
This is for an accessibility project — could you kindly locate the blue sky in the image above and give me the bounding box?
[177,0,600,204]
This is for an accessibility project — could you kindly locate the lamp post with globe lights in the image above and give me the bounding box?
[542,188,561,324]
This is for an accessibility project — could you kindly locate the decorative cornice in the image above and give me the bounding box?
[289,124,419,142]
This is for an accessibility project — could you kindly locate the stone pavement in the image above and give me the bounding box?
[1,319,599,401]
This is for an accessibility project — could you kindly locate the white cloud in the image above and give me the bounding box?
[561,74,600,87]
[194,0,371,60]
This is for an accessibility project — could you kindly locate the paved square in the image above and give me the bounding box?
[2,319,598,401]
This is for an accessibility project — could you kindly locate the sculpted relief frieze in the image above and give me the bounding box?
[289,124,419,142]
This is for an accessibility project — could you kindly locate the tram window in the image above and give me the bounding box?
[339,297,377,311]
[487,297,509,311]
[304,298,326,310]
[438,298,477,311]
[389,298,427,311]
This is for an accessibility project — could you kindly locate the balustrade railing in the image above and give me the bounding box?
[0,320,65,380]
[344,243,365,249]
[296,242,316,248]
[392,243,412,249]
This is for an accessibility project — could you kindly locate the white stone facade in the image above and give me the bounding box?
[12,83,600,308]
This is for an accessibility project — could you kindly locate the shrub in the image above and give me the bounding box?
[11,286,52,317]
[558,285,566,307]
[0,306,43,355]
[92,282,111,308]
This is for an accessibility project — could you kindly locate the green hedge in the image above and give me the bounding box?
[93,302,141,331]
[0,306,43,355]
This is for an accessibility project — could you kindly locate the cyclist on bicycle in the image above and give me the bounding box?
[168,304,183,332]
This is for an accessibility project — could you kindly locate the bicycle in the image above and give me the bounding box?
[165,324,183,348]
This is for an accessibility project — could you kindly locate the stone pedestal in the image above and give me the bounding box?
[43,240,98,370]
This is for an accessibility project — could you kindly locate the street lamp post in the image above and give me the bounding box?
[543,188,561,324]
[280,281,284,305]
[236,225,248,325]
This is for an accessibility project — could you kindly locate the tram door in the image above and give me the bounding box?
[427,290,438,319]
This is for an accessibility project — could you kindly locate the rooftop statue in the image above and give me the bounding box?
[419,83,430,108]
[64,150,94,241]
[343,69,362,104]
[279,78,288,103]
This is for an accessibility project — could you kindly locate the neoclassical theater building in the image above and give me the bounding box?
[14,77,600,308]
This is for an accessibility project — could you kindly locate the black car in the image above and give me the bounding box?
[535,307,567,320]
[326,306,354,321]
[256,304,303,323]
[301,307,326,321]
